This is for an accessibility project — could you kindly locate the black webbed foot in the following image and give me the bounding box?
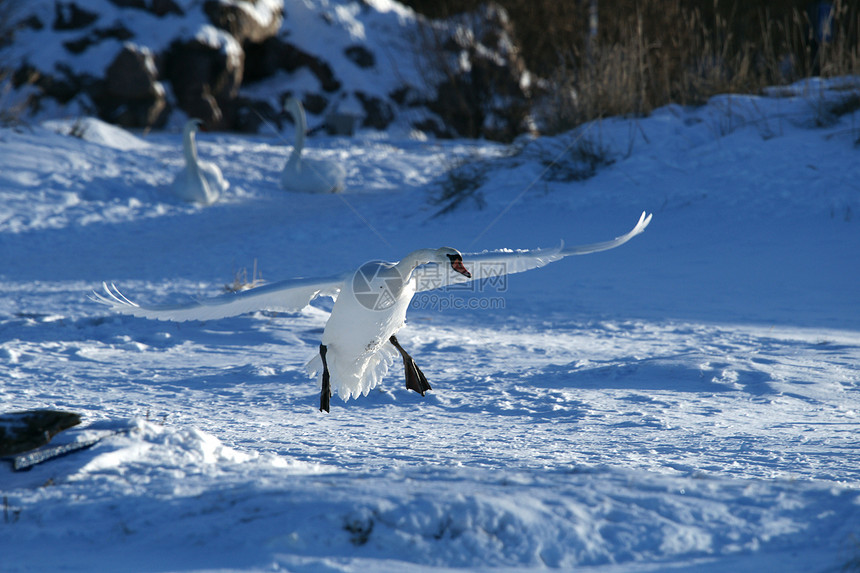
[319,344,332,413]
[389,335,432,396]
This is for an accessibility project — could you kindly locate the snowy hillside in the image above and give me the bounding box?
[3,0,529,138]
[1,78,860,572]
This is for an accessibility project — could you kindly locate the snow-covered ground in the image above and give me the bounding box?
[1,79,859,572]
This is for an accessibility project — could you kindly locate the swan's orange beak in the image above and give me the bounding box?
[447,254,471,278]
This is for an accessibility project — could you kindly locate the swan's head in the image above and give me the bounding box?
[183,118,206,135]
[401,247,471,279]
[437,247,471,278]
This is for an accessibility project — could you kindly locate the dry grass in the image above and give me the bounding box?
[540,0,860,133]
[404,0,860,134]
[224,260,264,293]
[431,152,489,217]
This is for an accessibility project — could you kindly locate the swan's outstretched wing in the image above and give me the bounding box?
[414,211,652,292]
[92,274,345,322]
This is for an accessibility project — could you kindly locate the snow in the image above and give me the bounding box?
[4,0,432,132]
[1,77,860,572]
[195,25,244,67]
[228,0,284,29]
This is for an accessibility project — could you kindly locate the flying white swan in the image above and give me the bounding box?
[171,118,229,205]
[280,97,346,193]
[93,212,652,412]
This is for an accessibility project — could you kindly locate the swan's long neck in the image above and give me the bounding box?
[289,100,307,165]
[397,249,440,280]
[182,123,200,169]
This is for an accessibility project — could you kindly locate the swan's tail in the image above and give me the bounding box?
[305,345,398,403]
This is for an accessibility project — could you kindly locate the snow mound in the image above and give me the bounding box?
[76,419,324,481]
[2,419,325,489]
[42,118,150,151]
[76,420,251,473]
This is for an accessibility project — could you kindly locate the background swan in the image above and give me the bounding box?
[171,119,229,205]
[93,213,651,411]
[280,97,346,193]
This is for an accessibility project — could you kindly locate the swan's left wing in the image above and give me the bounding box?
[92,274,345,322]
[414,211,652,292]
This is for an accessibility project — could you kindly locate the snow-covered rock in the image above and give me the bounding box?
[2,0,534,139]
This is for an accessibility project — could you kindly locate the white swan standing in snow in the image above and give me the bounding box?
[171,118,229,205]
[93,212,652,412]
[280,97,345,193]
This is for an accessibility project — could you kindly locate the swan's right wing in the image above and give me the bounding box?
[91,274,345,322]
[413,212,652,292]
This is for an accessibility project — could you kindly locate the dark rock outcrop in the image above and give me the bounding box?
[243,36,341,92]
[53,2,99,31]
[98,43,167,127]
[0,410,81,457]
[423,3,532,141]
[204,0,284,44]
[107,0,183,17]
[63,23,134,55]
[344,45,375,69]
[163,34,244,128]
[356,92,394,130]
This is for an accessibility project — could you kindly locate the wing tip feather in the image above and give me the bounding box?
[89,282,139,311]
